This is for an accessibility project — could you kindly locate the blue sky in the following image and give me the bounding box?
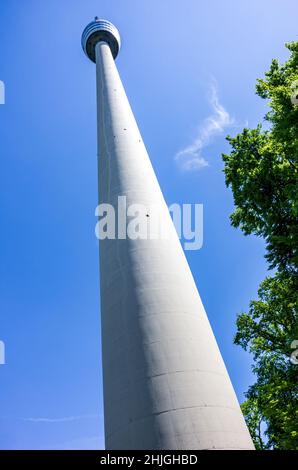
[0,0,297,450]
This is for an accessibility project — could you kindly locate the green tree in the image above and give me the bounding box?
[222,42,298,449]
[236,272,298,449]
[240,399,267,450]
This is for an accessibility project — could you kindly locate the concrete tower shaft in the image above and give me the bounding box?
[82,19,254,450]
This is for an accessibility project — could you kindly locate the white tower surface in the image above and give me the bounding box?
[81,18,254,450]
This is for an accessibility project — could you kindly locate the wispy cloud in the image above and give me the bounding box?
[22,414,100,423]
[175,81,234,171]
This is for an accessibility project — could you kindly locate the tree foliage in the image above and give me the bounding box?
[222,42,298,449]
[236,272,298,449]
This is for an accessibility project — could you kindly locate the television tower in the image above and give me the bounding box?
[81,18,254,450]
